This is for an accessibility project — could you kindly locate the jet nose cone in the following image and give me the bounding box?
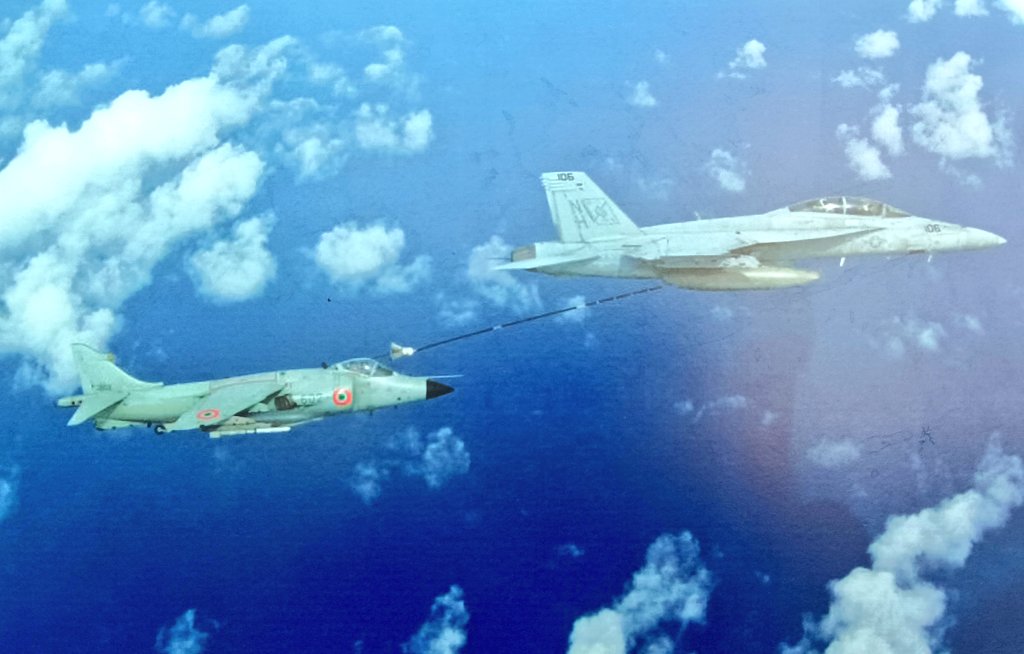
[426,379,455,400]
[966,227,1007,249]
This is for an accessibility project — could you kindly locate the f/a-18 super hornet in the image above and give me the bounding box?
[56,344,453,437]
[496,171,1007,290]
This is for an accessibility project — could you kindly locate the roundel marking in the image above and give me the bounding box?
[196,408,221,421]
[332,388,353,407]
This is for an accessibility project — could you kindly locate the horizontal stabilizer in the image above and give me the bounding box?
[67,391,128,426]
[495,252,598,271]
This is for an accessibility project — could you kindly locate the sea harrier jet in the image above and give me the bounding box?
[57,344,453,437]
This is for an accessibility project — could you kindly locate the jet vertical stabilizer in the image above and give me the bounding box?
[541,171,641,243]
[71,343,161,393]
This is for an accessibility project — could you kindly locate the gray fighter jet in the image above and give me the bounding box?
[496,172,1006,290]
[56,344,453,437]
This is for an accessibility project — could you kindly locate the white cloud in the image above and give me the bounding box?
[0,45,284,392]
[910,52,1012,164]
[139,1,176,29]
[187,213,276,303]
[907,0,943,22]
[724,39,767,79]
[354,103,434,153]
[0,465,19,524]
[554,295,589,324]
[871,104,905,156]
[313,222,430,295]
[807,438,862,468]
[855,30,900,59]
[403,586,469,654]
[786,439,1024,653]
[361,25,408,84]
[181,4,250,39]
[567,531,711,654]
[674,394,747,424]
[33,60,119,108]
[349,426,470,504]
[704,148,747,192]
[0,0,69,110]
[837,124,892,181]
[872,315,948,359]
[438,236,542,326]
[628,81,657,108]
[654,49,668,64]
[155,609,211,654]
[955,0,989,15]
[996,0,1024,22]
[349,462,387,504]
[832,67,886,89]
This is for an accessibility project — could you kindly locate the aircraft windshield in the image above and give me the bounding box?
[788,196,910,218]
[334,358,394,377]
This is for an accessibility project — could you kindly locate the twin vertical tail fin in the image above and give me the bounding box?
[71,343,158,393]
[541,172,641,243]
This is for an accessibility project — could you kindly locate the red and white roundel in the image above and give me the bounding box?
[196,408,221,421]
[332,388,353,407]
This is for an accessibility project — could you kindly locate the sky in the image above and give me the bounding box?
[1,1,1023,652]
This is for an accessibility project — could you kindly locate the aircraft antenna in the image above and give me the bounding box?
[387,285,662,360]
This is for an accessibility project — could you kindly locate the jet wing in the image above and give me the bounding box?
[67,390,128,426]
[494,252,598,271]
[165,380,283,432]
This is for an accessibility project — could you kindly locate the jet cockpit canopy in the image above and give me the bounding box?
[788,196,911,218]
[334,358,394,377]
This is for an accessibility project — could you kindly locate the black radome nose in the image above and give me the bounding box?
[426,379,455,399]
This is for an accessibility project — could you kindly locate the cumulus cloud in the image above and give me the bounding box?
[313,222,430,295]
[554,295,589,324]
[910,52,1012,165]
[403,586,469,654]
[567,531,712,654]
[807,438,862,469]
[181,4,250,39]
[155,609,211,654]
[854,30,900,59]
[871,315,948,359]
[361,25,409,84]
[722,39,767,79]
[354,103,434,153]
[627,81,657,108]
[0,0,69,111]
[907,0,942,22]
[33,60,120,108]
[0,465,19,524]
[704,148,747,193]
[674,395,747,424]
[836,124,892,181]
[349,426,470,504]
[139,1,176,29]
[871,103,905,156]
[955,0,989,15]
[187,213,276,303]
[832,67,886,89]
[784,439,1024,653]
[0,41,289,392]
[437,236,542,327]
[996,0,1024,22]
